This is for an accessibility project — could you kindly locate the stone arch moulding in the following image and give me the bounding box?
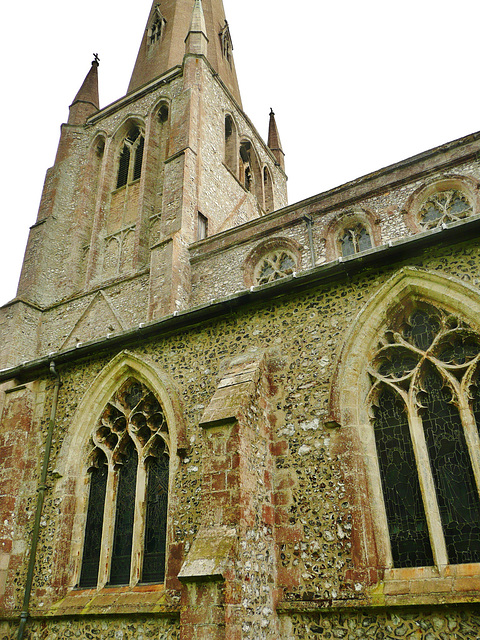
[326,267,480,577]
[52,350,188,590]
[57,351,188,475]
[243,236,304,288]
[328,266,480,426]
[402,174,480,234]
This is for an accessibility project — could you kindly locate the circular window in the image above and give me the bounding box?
[419,190,472,230]
[254,250,296,285]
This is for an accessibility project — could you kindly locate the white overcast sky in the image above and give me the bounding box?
[1,0,479,305]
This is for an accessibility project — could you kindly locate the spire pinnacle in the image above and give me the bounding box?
[128,0,242,105]
[267,109,285,171]
[185,0,208,56]
[68,57,100,125]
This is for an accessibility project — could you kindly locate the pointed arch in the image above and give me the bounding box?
[54,351,187,589]
[330,267,480,425]
[328,267,480,576]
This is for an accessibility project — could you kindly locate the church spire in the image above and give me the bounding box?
[127,0,242,105]
[68,56,100,125]
[268,109,285,171]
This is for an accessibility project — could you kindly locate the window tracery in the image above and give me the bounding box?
[418,189,473,230]
[339,224,372,257]
[148,6,166,46]
[79,378,169,588]
[368,306,480,568]
[254,250,296,285]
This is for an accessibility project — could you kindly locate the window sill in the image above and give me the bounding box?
[44,583,180,617]
[383,564,480,601]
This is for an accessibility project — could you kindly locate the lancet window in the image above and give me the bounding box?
[419,189,473,230]
[116,126,145,189]
[79,378,170,588]
[368,306,480,568]
[339,224,372,257]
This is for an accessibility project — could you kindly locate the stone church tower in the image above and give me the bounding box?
[2,1,480,639]
[1,0,287,370]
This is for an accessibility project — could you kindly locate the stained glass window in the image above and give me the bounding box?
[370,306,480,568]
[373,388,434,567]
[110,441,138,585]
[142,448,169,583]
[81,379,170,588]
[79,451,108,588]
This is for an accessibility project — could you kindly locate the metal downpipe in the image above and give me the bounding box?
[17,362,61,640]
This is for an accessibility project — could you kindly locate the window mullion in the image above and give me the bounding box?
[130,452,147,586]
[457,388,480,503]
[97,462,117,587]
[408,409,449,571]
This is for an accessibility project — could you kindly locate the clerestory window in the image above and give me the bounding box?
[254,250,296,285]
[339,224,372,257]
[116,127,145,189]
[419,189,473,230]
[79,378,170,588]
[368,306,480,569]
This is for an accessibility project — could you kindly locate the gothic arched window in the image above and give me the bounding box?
[369,307,480,568]
[79,378,170,588]
[116,126,145,189]
[339,224,372,257]
[418,189,473,230]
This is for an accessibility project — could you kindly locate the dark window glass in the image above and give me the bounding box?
[79,451,108,588]
[141,448,169,583]
[110,441,138,585]
[116,146,130,188]
[373,387,434,567]
[340,225,372,258]
[421,365,480,564]
[133,136,144,181]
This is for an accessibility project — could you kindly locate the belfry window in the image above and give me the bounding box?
[220,21,233,64]
[339,224,372,257]
[419,189,473,230]
[369,307,480,568]
[116,127,145,189]
[148,6,166,46]
[79,379,170,588]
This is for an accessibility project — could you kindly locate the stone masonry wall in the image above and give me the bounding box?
[2,237,480,637]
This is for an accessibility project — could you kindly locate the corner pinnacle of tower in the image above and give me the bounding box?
[268,109,285,171]
[68,55,100,125]
[185,0,209,56]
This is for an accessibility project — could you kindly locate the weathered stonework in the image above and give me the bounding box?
[2,1,480,639]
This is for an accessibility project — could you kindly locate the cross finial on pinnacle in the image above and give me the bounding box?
[93,53,100,65]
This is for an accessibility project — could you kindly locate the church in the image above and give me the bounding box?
[1,0,480,638]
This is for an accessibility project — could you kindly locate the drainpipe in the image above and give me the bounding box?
[303,214,316,268]
[17,362,61,640]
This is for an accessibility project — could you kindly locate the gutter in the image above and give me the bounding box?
[1,215,480,386]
